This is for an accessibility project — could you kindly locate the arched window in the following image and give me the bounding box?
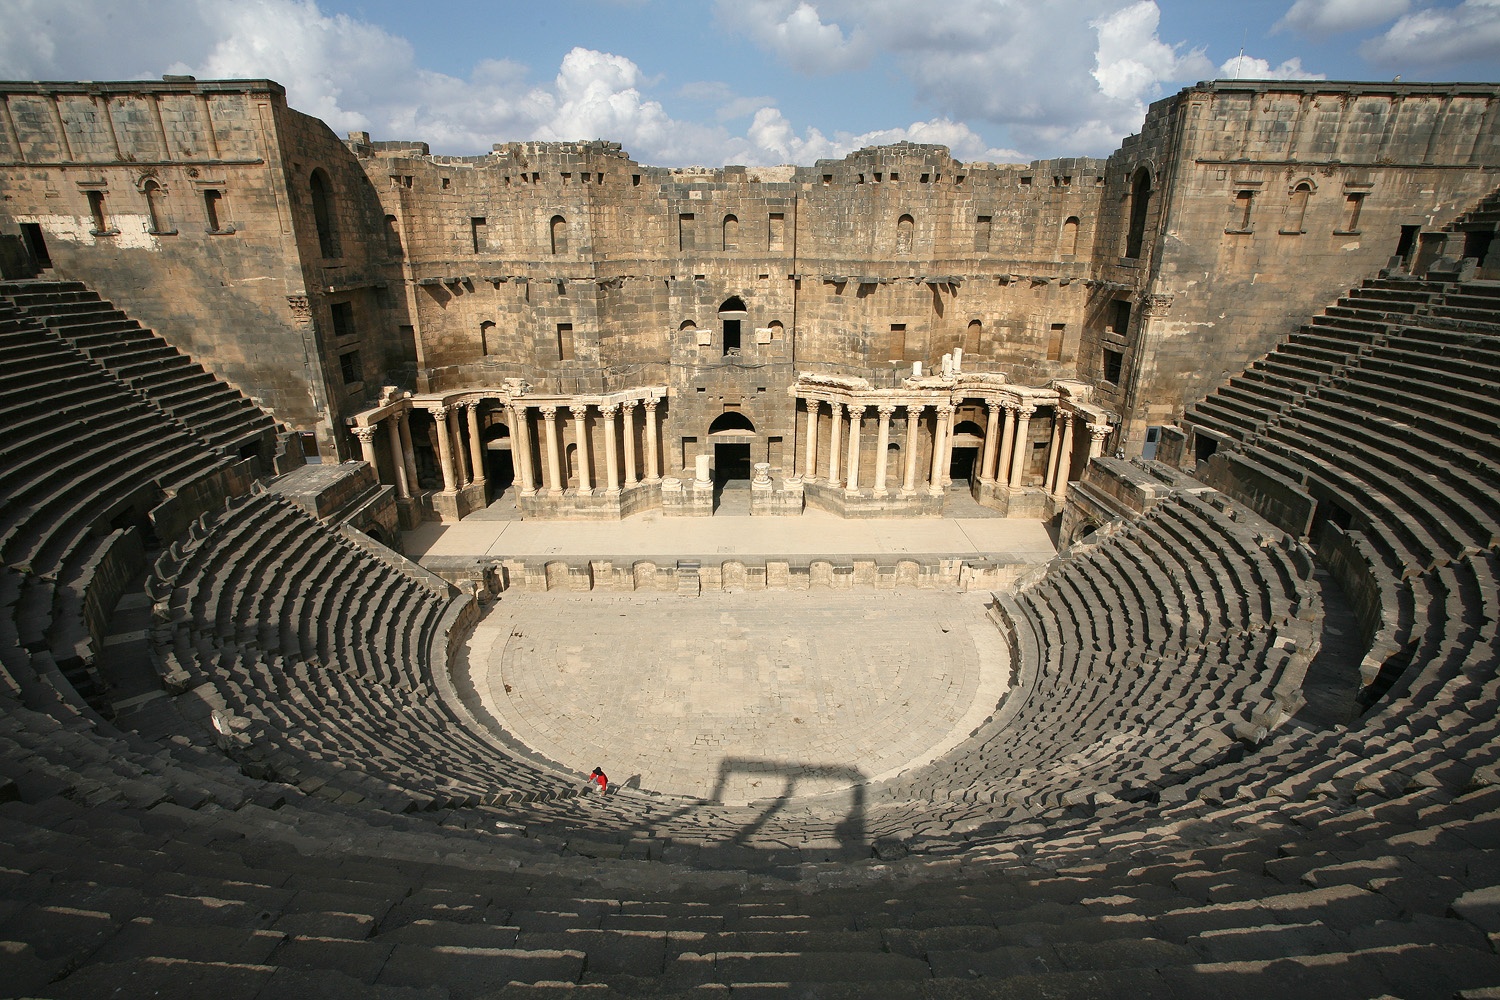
[719,296,747,356]
[679,319,698,331]
[708,411,756,434]
[142,180,169,234]
[722,214,739,251]
[768,320,784,341]
[550,214,568,255]
[1061,216,1080,256]
[480,320,496,355]
[1125,169,1151,259]
[896,214,915,255]
[1283,181,1313,235]
[309,169,339,258]
[965,320,983,355]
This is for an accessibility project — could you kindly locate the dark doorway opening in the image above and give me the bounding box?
[20,223,50,269]
[714,442,751,482]
[1464,230,1493,267]
[1193,433,1218,466]
[1395,224,1419,268]
[949,447,978,483]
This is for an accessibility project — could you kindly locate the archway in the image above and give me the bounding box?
[949,419,984,482]
[309,169,339,258]
[708,411,755,511]
[1125,168,1151,259]
[482,422,515,496]
[718,296,747,356]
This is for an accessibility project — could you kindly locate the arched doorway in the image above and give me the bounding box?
[708,411,755,481]
[481,422,515,496]
[718,296,747,356]
[949,419,984,482]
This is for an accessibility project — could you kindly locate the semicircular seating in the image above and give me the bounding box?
[4,271,1500,995]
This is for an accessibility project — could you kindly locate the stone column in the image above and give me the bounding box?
[903,404,922,493]
[1052,414,1077,500]
[570,404,592,495]
[601,404,621,495]
[644,399,661,483]
[1008,405,1035,490]
[397,411,420,494]
[510,404,536,495]
[980,398,1001,485]
[997,403,1017,488]
[940,405,956,487]
[803,399,819,480]
[845,404,863,493]
[826,402,843,486]
[453,405,472,486]
[434,406,458,492]
[353,424,378,469]
[466,401,486,489]
[622,400,639,487]
[929,405,950,496]
[384,418,410,499]
[1087,422,1110,460]
[873,405,895,497]
[541,405,562,493]
[1044,411,1067,494]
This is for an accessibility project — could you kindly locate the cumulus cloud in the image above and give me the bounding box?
[1092,1,1214,102]
[1218,54,1326,80]
[745,107,1025,163]
[717,0,869,73]
[1361,0,1500,67]
[1274,0,1410,38]
[0,0,1260,165]
[717,0,1227,157]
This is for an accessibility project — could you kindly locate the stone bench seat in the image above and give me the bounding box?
[1343,359,1500,451]
[1291,400,1500,550]
[1251,431,1447,575]
[1277,409,1487,556]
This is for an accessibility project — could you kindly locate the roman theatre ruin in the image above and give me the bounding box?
[2,75,1500,997]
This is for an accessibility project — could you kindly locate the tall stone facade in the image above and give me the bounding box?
[2,77,1497,520]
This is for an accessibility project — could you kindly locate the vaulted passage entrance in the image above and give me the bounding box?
[709,411,755,513]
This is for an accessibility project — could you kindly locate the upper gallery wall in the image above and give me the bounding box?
[1,77,1497,462]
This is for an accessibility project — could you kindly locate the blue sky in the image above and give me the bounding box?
[3,0,1499,165]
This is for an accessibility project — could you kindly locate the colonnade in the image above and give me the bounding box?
[796,395,1110,498]
[515,397,662,496]
[353,395,665,499]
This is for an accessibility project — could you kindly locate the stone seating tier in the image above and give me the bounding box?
[0,281,279,459]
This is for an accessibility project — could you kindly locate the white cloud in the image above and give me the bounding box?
[1092,1,1215,103]
[718,1,869,73]
[1217,54,1326,80]
[717,1,1225,157]
[744,107,1025,164]
[1274,0,1410,38]
[0,0,1238,166]
[1361,0,1500,67]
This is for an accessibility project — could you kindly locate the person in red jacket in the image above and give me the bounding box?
[587,767,608,794]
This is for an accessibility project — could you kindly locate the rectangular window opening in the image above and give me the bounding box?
[1340,193,1365,233]
[768,212,785,252]
[471,216,488,253]
[202,189,226,232]
[339,349,361,385]
[330,301,356,340]
[975,215,992,253]
[1047,323,1065,362]
[888,323,907,362]
[1103,348,1124,385]
[556,323,574,361]
[678,212,695,252]
[1110,299,1132,334]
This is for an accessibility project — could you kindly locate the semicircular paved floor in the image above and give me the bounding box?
[459,590,1010,804]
